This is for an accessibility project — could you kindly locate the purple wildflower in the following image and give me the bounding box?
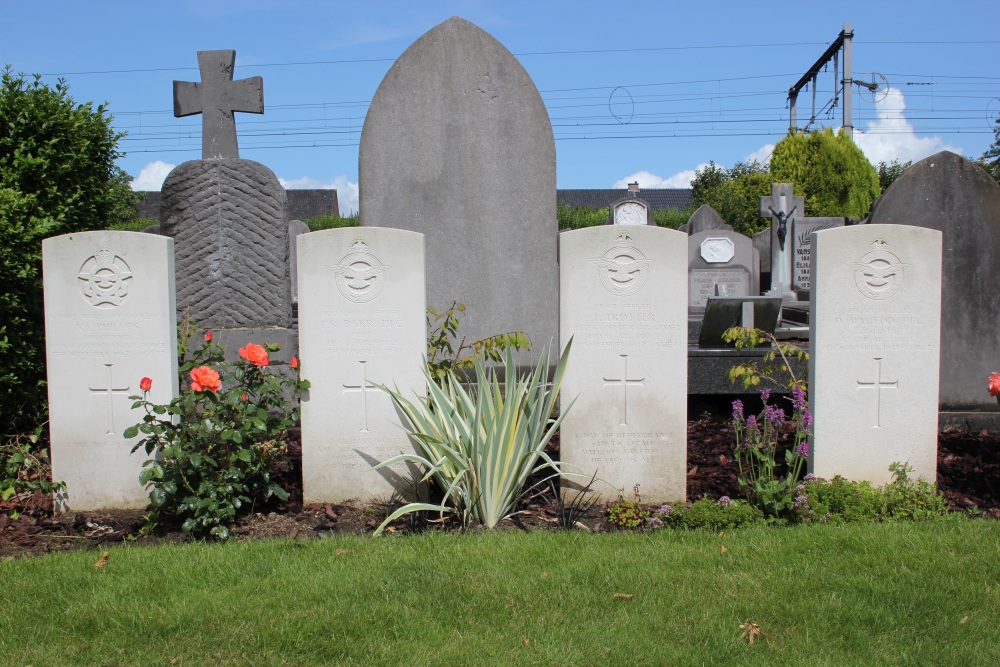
[795,441,809,458]
[716,496,732,507]
[657,504,674,517]
[802,408,814,428]
[819,513,832,523]
[764,404,786,426]
[792,495,809,509]
[647,516,664,529]
[803,473,817,482]
[791,385,806,411]
[732,399,744,421]
[746,415,758,429]
[794,483,806,493]
[760,388,771,403]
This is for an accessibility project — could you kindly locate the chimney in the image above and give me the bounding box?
[628,181,639,193]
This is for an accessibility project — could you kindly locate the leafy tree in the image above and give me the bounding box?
[0,67,139,435]
[978,118,1000,183]
[689,160,773,236]
[770,128,881,219]
[876,159,911,192]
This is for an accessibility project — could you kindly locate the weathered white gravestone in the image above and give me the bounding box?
[559,226,688,501]
[43,232,178,510]
[808,224,942,484]
[297,228,426,503]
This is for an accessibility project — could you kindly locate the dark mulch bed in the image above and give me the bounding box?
[2,419,998,559]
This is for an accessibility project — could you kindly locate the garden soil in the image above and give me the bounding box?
[2,419,998,559]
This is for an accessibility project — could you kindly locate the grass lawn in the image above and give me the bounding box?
[2,519,998,666]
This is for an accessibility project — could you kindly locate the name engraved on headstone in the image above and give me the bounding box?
[689,270,750,310]
[48,313,166,358]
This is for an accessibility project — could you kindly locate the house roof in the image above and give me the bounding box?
[557,188,692,211]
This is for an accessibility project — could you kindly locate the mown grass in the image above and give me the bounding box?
[1,520,998,665]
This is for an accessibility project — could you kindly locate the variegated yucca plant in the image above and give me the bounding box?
[372,340,573,534]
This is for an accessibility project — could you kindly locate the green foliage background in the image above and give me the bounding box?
[689,160,774,236]
[0,68,139,434]
[979,118,1000,183]
[770,128,881,219]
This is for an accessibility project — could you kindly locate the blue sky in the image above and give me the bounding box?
[3,0,998,213]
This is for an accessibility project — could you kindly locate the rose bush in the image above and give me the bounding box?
[239,342,269,367]
[189,366,221,392]
[989,372,1000,403]
[126,328,308,539]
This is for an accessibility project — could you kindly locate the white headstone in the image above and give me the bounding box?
[808,224,942,483]
[297,228,426,503]
[559,226,688,501]
[43,231,178,510]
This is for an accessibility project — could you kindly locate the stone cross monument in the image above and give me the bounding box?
[173,50,263,159]
[160,49,293,359]
[759,183,803,300]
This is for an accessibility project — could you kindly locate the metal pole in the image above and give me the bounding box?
[842,22,854,137]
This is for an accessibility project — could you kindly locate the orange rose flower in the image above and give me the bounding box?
[139,377,152,392]
[190,366,222,392]
[239,343,269,367]
[204,331,213,342]
[989,372,1000,398]
[290,356,299,369]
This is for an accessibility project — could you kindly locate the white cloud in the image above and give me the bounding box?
[852,88,961,165]
[613,166,711,189]
[130,161,175,191]
[279,175,359,215]
[744,143,776,165]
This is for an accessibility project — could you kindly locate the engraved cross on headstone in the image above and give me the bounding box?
[89,363,131,435]
[759,183,803,297]
[343,360,381,433]
[603,354,645,426]
[856,357,898,428]
[173,49,263,159]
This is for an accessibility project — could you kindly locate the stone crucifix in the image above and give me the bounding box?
[173,50,263,159]
[759,183,804,298]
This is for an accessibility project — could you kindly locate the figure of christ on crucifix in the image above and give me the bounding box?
[759,183,804,298]
[173,50,263,159]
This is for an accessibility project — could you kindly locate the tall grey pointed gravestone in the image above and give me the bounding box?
[359,17,557,349]
[867,151,1000,414]
[43,232,178,510]
[160,50,294,360]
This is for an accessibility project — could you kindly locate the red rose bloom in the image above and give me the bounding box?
[239,343,269,367]
[139,377,152,392]
[204,331,213,342]
[290,356,299,369]
[190,366,222,392]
